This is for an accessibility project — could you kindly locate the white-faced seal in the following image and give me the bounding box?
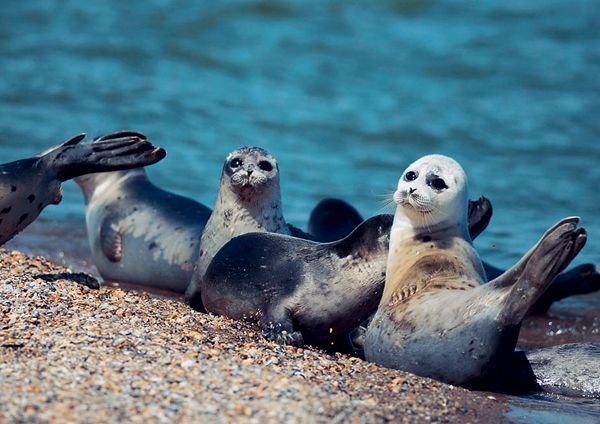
[195,196,492,354]
[185,146,309,308]
[75,140,212,292]
[0,131,165,246]
[363,154,586,390]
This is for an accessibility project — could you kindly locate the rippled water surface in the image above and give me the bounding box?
[1,0,600,419]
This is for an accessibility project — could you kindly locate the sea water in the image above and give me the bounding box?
[1,0,600,420]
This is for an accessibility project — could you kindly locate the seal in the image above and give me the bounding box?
[0,131,165,247]
[193,196,492,354]
[185,146,309,307]
[363,154,586,390]
[75,137,212,292]
[307,198,364,242]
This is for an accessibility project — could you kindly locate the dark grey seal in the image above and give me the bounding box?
[0,131,165,246]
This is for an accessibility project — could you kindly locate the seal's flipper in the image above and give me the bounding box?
[31,134,86,158]
[100,220,124,262]
[494,217,586,327]
[93,131,146,143]
[47,132,166,182]
[260,306,304,347]
[529,263,600,315]
[467,195,492,241]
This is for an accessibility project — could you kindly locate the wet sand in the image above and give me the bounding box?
[0,249,509,423]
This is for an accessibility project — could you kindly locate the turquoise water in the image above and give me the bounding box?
[1,0,600,418]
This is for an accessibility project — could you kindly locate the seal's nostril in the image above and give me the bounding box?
[409,187,416,194]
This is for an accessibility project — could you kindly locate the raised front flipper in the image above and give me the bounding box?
[494,217,587,327]
[260,304,304,347]
[47,132,166,181]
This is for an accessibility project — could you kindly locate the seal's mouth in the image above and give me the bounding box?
[394,190,435,215]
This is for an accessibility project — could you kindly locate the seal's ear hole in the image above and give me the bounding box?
[258,160,274,172]
[429,177,448,190]
[230,158,242,168]
[404,171,418,181]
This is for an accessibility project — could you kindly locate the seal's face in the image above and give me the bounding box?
[224,147,279,200]
[393,154,468,229]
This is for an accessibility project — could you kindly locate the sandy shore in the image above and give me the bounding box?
[0,249,509,423]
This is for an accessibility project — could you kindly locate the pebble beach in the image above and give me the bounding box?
[0,249,509,423]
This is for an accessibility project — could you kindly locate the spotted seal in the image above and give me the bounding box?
[75,136,212,292]
[0,131,165,246]
[185,146,309,308]
[363,154,586,389]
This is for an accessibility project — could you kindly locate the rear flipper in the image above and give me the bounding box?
[502,343,600,398]
[529,264,600,315]
[45,131,166,181]
[495,217,587,327]
[260,306,304,347]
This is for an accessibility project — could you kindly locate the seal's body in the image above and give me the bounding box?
[76,167,211,292]
[364,155,586,389]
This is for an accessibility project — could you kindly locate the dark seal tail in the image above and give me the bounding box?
[45,131,166,182]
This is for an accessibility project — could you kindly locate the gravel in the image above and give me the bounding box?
[0,249,509,423]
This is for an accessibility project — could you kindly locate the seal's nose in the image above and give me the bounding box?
[409,187,416,194]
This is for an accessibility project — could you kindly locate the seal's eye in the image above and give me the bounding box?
[258,161,273,172]
[230,158,242,168]
[404,171,418,181]
[430,178,448,190]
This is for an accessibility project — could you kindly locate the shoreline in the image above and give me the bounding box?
[0,248,509,423]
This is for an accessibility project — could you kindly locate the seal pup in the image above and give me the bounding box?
[75,136,212,292]
[0,132,165,246]
[185,146,309,308]
[307,198,364,242]
[363,154,586,389]
[195,197,492,354]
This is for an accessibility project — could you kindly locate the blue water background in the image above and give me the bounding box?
[1,1,600,419]
[1,0,599,271]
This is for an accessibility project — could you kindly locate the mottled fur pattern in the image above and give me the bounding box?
[186,147,292,304]
[0,132,164,246]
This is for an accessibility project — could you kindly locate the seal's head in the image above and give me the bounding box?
[222,147,280,204]
[393,154,468,231]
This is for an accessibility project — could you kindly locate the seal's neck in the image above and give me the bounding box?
[389,207,471,246]
[214,181,290,235]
